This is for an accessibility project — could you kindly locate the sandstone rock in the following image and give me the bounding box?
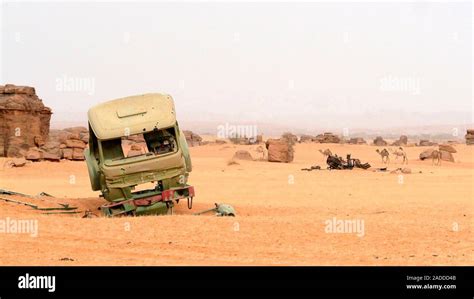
[465,129,474,145]
[43,152,61,161]
[68,133,81,140]
[34,136,45,147]
[299,135,314,143]
[266,138,294,163]
[439,144,457,153]
[419,149,434,160]
[65,139,87,149]
[3,84,36,95]
[440,150,455,162]
[373,136,387,146]
[281,132,298,145]
[25,149,42,161]
[11,157,27,167]
[0,84,52,157]
[418,140,437,146]
[72,148,85,160]
[391,135,408,146]
[183,130,202,147]
[233,150,253,161]
[315,132,340,144]
[61,148,73,160]
[64,126,88,134]
[348,137,367,145]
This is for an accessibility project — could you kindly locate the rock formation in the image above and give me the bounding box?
[183,130,202,147]
[466,129,474,145]
[265,138,294,163]
[348,137,367,145]
[391,135,408,146]
[373,136,388,146]
[315,132,340,144]
[0,84,52,157]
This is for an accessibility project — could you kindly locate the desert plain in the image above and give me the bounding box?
[0,141,472,265]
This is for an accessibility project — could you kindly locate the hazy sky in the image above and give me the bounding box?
[1,1,472,132]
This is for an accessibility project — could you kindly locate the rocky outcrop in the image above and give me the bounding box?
[373,136,387,146]
[348,137,367,145]
[418,139,437,146]
[0,84,52,157]
[183,130,202,147]
[466,129,474,145]
[281,132,298,145]
[24,127,89,161]
[391,135,408,146]
[299,135,314,143]
[265,138,294,163]
[315,132,340,144]
[439,144,457,153]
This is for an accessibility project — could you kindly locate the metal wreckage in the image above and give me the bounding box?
[1,93,234,218]
[302,153,371,171]
[85,93,234,217]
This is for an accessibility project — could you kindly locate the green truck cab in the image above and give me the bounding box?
[85,93,194,216]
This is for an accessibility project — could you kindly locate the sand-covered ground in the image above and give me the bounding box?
[0,143,472,265]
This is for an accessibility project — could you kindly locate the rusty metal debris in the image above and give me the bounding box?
[82,209,99,218]
[193,203,236,217]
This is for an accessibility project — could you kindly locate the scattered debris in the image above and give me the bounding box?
[193,203,236,217]
[59,257,75,262]
[301,165,321,171]
[390,168,412,174]
[326,154,371,170]
[82,209,99,218]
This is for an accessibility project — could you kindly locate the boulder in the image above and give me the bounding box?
[299,135,314,143]
[11,157,27,167]
[439,144,457,153]
[25,148,42,161]
[440,150,455,162]
[43,152,61,161]
[391,135,408,146]
[65,139,87,149]
[183,130,202,147]
[419,149,434,160]
[34,136,45,147]
[373,136,387,146]
[465,129,474,145]
[233,150,253,161]
[315,132,340,144]
[72,148,85,160]
[266,138,294,163]
[61,148,73,160]
[281,132,298,145]
[419,140,437,146]
[0,84,52,157]
[348,137,367,145]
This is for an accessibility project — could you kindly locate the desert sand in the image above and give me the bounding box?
[0,143,472,265]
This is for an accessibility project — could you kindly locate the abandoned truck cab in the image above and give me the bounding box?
[85,93,194,216]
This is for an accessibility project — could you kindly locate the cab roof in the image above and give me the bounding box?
[88,93,176,140]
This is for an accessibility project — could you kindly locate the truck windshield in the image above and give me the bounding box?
[101,128,178,161]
